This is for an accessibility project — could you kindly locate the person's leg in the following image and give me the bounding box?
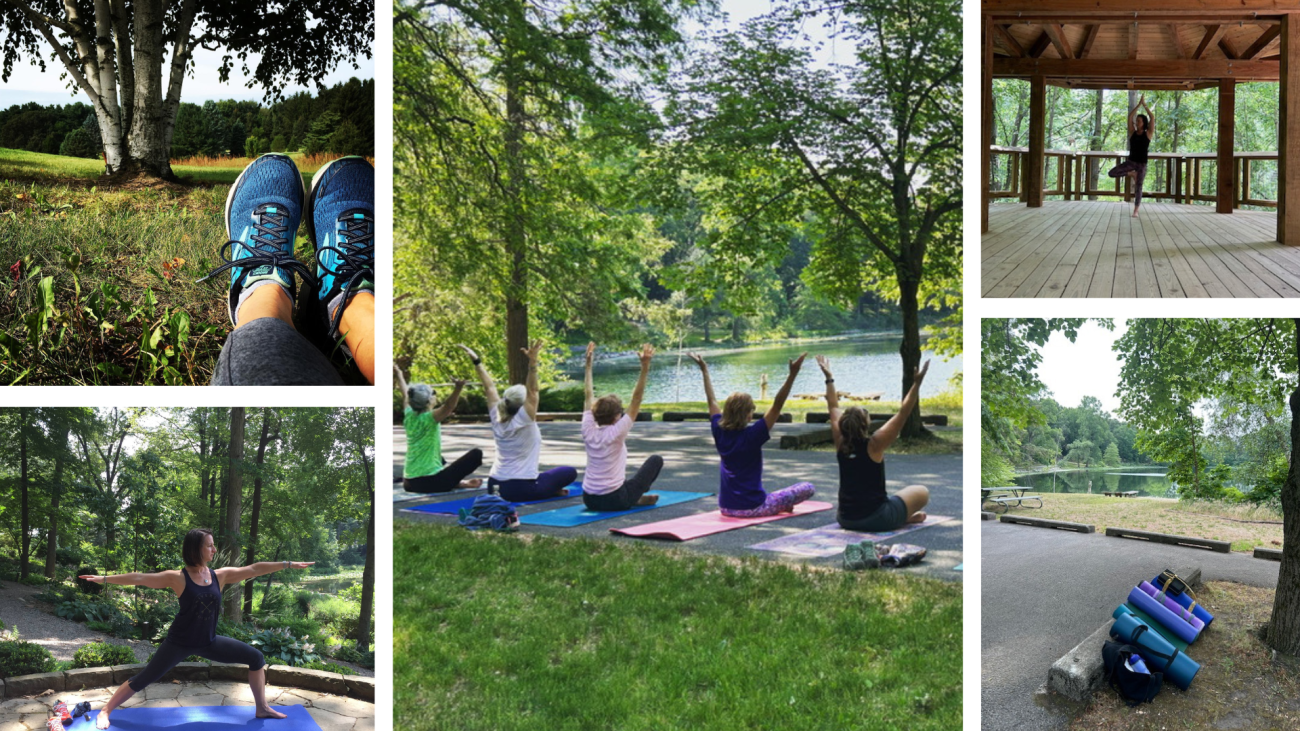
[621,455,664,506]
[535,466,578,497]
[404,449,484,493]
[197,636,281,718]
[1107,160,1137,179]
[1132,163,1147,216]
[308,157,374,383]
[235,285,294,329]
[336,292,374,383]
[721,482,815,518]
[896,484,930,523]
[97,640,186,728]
[211,318,344,385]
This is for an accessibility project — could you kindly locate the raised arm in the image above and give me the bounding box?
[217,561,315,585]
[689,353,720,416]
[1128,95,1142,135]
[584,342,596,412]
[626,344,654,422]
[79,570,181,592]
[816,355,842,450]
[869,359,930,459]
[459,344,499,410]
[765,353,806,430]
[1142,99,1155,138]
[433,379,467,423]
[522,340,543,419]
[394,365,410,410]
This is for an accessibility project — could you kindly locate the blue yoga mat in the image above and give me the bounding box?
[520,491,713,527]
[402,485,583,515]
[1111,612,1200,690]
[64,705,319,730]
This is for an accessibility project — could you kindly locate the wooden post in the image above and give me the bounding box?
[1217,79,1235,213]
[1028,75,1046,207]
[1281,14,1300,244]
[982,18,994,232]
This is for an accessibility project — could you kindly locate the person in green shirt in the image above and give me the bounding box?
[395,365,483,493]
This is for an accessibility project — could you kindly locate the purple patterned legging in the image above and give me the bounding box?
[1108,160,1148,208]
[721,482,816,518]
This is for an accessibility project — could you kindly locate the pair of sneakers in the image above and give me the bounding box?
[199,153,374,354]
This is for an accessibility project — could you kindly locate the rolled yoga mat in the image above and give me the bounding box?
[1134,581,1205,643]
[1110,612,1200,690]
[1151,574,1214,628]
[1112,604,1189,652]
[62,705,321,730]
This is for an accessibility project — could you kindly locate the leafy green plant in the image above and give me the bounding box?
[332,645,374,669]
[56,598,118,623]
[18,575,48,586]
[216,619,255,643]
[248,628,320,667]
[0,640,56,677]
[261,616,322,641]
[72,642,135,668]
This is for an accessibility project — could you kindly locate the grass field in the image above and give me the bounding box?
[395,523,963,730]
[0,147,330,384]
[991,493,1284,552]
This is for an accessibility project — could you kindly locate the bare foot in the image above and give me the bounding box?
[780,504,796,514]
[636,494,659,506]
[461,478,483,489]
[1132,209,1140,218]
[96,711,111,730]
[256,707,287,720]
[908,511,928,524]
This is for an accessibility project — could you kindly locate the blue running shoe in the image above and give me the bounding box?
[306,156,374,343]
[198,153,315,324]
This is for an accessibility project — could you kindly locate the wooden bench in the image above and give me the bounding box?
[988,495,1044,512]
[1102,491,1139,498]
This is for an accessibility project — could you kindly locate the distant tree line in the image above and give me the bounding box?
[0,77,374,161]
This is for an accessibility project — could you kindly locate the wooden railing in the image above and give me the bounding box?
[988,146,1279,209]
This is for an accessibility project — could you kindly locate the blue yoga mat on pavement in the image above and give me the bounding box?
[64,705,319,730]
[520,490,713,527]
[402,485,583,515]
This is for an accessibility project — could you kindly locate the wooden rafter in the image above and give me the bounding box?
[1044,24,1074,59]
[1128,23,1139,60]
[1220,38,1239,60]
[1029,31,1053,58]
[1167,24,1185,59]
[993,24,1024,57]
[1244,25,1281,59]
[1080,25,1099,58]
[993,57,1279,81]
[1195,25,1226,60]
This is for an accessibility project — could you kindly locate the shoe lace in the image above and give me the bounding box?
[197,204,316,286]
[316,210,374,335]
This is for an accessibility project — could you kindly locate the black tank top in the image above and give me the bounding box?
[1129,132,1150,165]
[167,567,222,647]
[836,441,887,520]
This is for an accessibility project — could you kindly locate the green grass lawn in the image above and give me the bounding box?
[0,147,313,186]
[395,523,963,731]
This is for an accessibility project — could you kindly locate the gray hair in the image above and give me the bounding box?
[499,384,527,421]
[408,384,435,412]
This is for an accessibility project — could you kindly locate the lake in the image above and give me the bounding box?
[562,334,962,404]
[1014,467,1175,498]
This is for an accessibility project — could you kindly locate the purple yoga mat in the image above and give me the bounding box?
[1126,581,1203,645]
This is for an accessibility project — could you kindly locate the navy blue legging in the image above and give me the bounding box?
[489,466,577,502]
[128,636,265,691]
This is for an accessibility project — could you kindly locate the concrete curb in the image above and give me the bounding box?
[1253,547,1283,561]
[981,511,996,521]
[4,663,375,701]
[999,515,1095,533]
[1104,527,1231,553]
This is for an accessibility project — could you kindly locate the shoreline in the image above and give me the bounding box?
[562,329,926,370]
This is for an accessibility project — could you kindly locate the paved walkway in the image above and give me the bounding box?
[982,520,1281,730]
[0,680,374,730]
[0,581,149,662]
[394,423,963,581]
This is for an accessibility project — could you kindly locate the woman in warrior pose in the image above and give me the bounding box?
[80,529,313,729]
[1108,94,1155,218]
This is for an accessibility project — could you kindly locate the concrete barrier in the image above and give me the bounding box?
[450,412,652,423]
[779,428,833,450]
[999,515,1094,533]
[1104,527,1231,553]
[5,663,372,700]
[1254,547,1283,561]
[664,412,790,423]
[806,412,948,425]
[981,511,996,521]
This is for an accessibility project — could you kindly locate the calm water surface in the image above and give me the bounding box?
[1013,467,1175,497]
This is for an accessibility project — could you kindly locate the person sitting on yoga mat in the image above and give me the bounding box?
[80,529,312,729]
[580,342,664,511]
[394,364,483,493]
[691,351,815,517]
[461,341,577,501]
[1108,94,1155,218]
[817,355,931,532]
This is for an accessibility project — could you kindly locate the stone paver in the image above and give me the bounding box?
[0,681,375,730]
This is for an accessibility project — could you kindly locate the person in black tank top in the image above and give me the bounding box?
[80,528,316,729]
[1108,94,1156,218]
[817,355,932,533]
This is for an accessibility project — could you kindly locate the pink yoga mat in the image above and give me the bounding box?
[748,515,955,558]
[609,501,833,541]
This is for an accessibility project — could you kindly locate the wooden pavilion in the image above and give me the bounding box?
[980,0,1300,297]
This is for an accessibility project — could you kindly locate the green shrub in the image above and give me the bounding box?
[539,385,583,412]
[184,656,210,664]
[0,641,56,677]
[85,621,113,634]
[216,619,254,643]
[255,585,295,616]
[72,642,134,669]
[309,596,358,630]
[18,575,49,586]
[75,568,103,595]
[332,645,374,669]
[248,628,320,667]
[302,661,357,676]
[56,598,118,623]
[261,616,322,640]
[35,583,78,605]
[339,584,363,604]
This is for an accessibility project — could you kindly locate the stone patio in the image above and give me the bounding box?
[0,680,374,731]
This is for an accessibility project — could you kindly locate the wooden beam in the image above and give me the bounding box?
[1044,24,1074,59]
[983,0,1292,13]
[1244,25,1281,59]
[1166,24,1185,59]
[1028,75,1046,208]
[1129,22,1139,60]
[982,18,994,233]
[991,15,1280,24]
[1219,38,1239,60]
[1195,25,1226,59]
[1029,31,1053,58]
[1081,25,1100,58]
[1217,79,1235,214]
[993,24,1025,57]
[1280,15,1300,245]
[993,57,1278,80]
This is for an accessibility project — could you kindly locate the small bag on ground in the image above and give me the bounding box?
[1102,640,1163,706]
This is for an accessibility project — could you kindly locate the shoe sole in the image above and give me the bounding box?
[221,152,305,325]
[304,156,370,249]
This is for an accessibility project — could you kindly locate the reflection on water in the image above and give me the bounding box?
[1014,468,1175,498]
[563,335,962,404]
[299,576,359,594]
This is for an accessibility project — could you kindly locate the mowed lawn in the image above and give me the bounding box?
[395,523,963,731]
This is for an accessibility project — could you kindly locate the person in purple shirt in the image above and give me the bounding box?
[690,351,815,517]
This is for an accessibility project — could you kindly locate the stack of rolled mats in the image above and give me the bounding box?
[1108,571,1212,690]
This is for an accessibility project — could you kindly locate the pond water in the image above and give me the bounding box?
[298,575,359,594]
[1013,467,1175,498]
[562,334,962,404]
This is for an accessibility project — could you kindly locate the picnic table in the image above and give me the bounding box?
[981,486,1044,512]
[1103,490,1139,498]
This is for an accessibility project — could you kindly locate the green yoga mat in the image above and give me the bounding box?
[1115,602,1190,652]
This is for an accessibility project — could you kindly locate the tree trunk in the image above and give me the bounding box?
[1267,320,1300,655]
[19,409,29,580]
[897,271,925,439]
[45,425,68,579]
[243,409,273,617]
[223,407,245,621]
[503,64,529,385]
[1090,89,1104,199]
[356,446,375,650]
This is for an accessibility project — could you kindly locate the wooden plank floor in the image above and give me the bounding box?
[982,201,1300,298]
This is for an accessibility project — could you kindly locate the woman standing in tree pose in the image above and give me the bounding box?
[817,355,931,532]
[394,364,483,493]
[580,342,664,511]
[1108,94,1155,218]
[80,529,313,729]
[460,342,577,501]
[691,352,815,516]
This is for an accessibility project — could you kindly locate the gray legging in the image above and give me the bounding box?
[128,636,265,691]
[1108,160,1148,208]
[212,317,344,385]
[582,455,664,511]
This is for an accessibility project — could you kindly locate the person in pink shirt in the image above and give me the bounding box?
[580,342,664,511]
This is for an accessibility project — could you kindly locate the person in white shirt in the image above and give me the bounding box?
[580,342,663,511]
[460,341,576,502]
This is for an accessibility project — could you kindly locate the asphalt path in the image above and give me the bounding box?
[981,520,1281,730]
[393,422,963,581]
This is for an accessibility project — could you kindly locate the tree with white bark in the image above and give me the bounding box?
[0,0,373,179]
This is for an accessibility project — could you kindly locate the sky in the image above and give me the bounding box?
[1036,320,1127,415]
